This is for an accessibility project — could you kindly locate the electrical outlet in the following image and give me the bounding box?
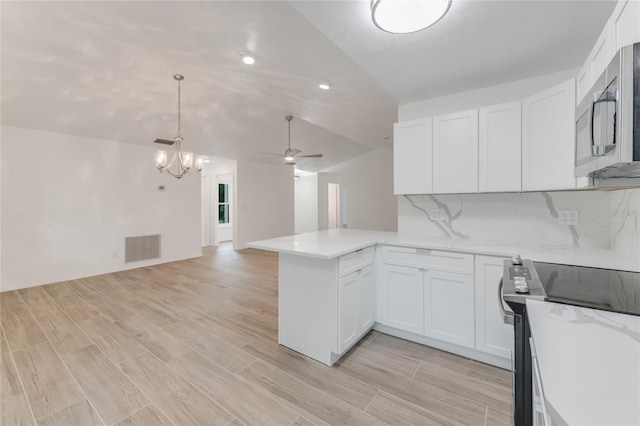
[558,210,579,225]
[429,209,446,221]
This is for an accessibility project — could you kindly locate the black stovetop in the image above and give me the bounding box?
[533,262,640,316]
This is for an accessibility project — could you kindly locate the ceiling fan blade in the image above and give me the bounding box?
[292,148,302,155]
[285,161,297,166]
[298,154,323,158]
[154,138,175,145]
[260,152,285,157]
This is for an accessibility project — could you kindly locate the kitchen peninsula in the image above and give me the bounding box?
[249,229,639,366]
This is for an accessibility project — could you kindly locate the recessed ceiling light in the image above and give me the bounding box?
[371,0,452,34]
[318,81,331,90]
[240,54,256,65]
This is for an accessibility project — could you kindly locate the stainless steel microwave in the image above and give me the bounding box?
[575,42,640,178]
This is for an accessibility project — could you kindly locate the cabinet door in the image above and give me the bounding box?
[522,79,576,191]
[474,256,513,360]
[394,118,433,195]
[381,265,424,335]
[611,0,640,52]
[338,271,358,354]
[478,101,522,192]
[424,270,475,348]
[433,110,479,194]
[576,60,592,106]
[356,264,375,335]
[589,23,614,83]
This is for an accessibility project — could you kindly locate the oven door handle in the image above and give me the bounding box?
[499,278,514,325]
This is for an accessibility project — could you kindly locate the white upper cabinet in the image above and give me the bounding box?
[522,79,577,191]
[590,24,614,83]
[433,109,479,194]
[478,101,522,192]
[394,118,433,195]
[576,60,592,106]
[611,0,640,52]
[576,0,640,106]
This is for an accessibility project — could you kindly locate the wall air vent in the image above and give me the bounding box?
[125,235,161,263]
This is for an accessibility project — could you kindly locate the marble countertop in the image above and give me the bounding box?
[249,229,640,271]
[526,299,640,426]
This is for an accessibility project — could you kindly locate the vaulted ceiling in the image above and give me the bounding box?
[0,1,614,171]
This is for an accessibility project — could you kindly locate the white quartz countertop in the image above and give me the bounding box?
[248,229,396,259]
[526,299,640,426]
[248,229,640,271]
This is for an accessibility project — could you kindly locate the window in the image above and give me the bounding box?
[218,183,230,224]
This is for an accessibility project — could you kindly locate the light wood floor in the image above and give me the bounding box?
[1,244,513,426]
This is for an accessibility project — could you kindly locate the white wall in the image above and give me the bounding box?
[294,172,318,234]
[235,160,294,249]
[1,126,201,291]
[318,148,397,232]
[399,69,577,121]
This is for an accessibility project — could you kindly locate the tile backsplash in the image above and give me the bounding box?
[398,189,639,257]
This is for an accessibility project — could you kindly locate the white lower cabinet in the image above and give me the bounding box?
[379,246,512,368]
[381,264,424,335]
[355,265,375,335]
[475,256,513,359]
[424,270,475,348]
[338,264,374,354]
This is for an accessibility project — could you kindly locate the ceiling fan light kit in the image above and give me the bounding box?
[371,0,452,34]
[278,115,324,166]
[154,74,204,179]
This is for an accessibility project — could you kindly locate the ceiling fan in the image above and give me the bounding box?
[264,115,323,165]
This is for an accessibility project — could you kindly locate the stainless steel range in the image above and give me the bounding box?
[501,256,546,426]
[501,256,640,426]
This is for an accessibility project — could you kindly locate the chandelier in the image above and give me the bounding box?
[154,74,203,179]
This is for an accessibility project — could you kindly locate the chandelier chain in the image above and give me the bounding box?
[177,78,181,137]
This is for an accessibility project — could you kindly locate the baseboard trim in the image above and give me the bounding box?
[373,322,511,370]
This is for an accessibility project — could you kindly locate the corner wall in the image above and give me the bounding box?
[295,172,318,234]
[1,126,202,291]
[318,148,397,232]
[235,160,294,249]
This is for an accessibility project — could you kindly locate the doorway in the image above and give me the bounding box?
[328,183,348,229]
[216,174,233,243]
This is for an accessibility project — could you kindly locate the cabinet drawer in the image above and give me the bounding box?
[382,246,473,275]
[338,246,374,277]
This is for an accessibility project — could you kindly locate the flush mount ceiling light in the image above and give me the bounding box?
[318,81,331,90]
[240,53,256,65]
[371,0,452,34]
[153,74,204,179]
